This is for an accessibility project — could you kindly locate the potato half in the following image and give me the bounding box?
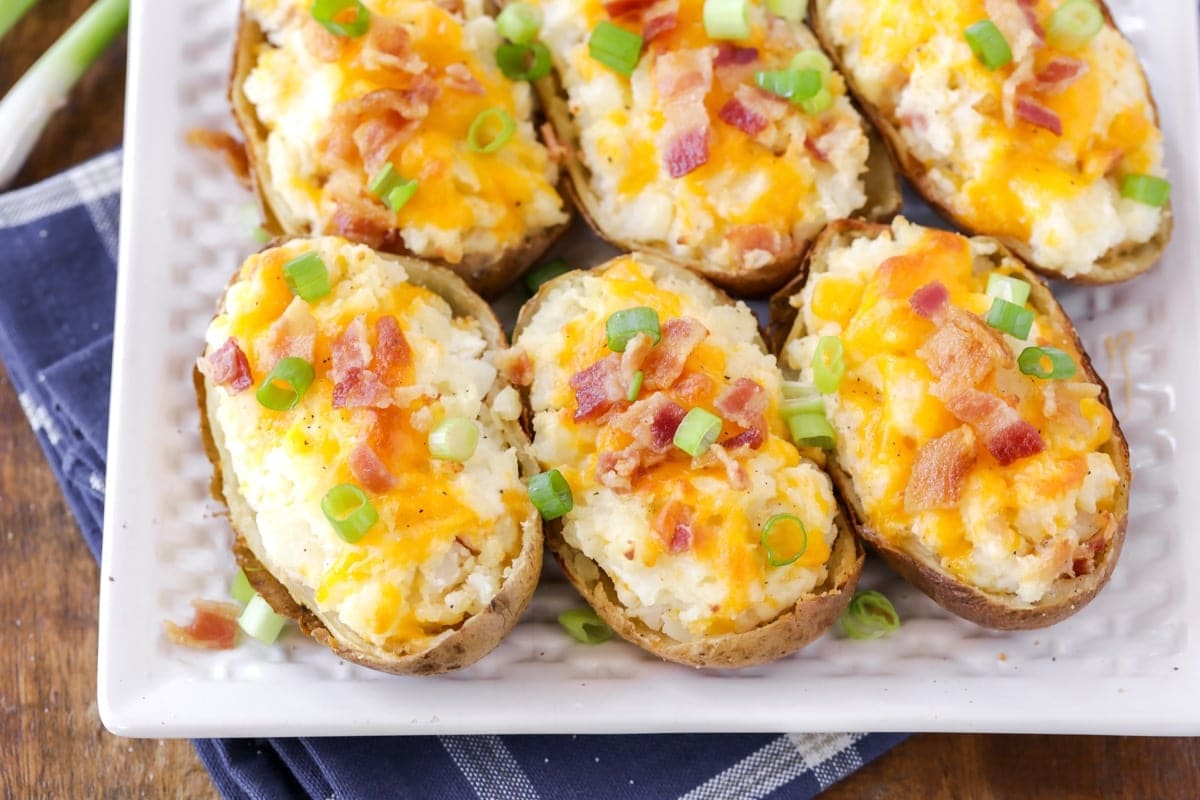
[512,253,863,667]
[197,237,542,674]
[523,0,899,296]
[810,0,1172,284]
[230,1,570,297]
[773,218,1130,629]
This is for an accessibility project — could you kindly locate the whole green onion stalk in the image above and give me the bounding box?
[0,0,42,40]
[0,0,129,187]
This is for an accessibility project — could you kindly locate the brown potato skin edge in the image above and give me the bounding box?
[228,9,570,299]
[195,243,544,675]
[771,219,1131,629]
[808,0,1173,285]
[513,253,865,667]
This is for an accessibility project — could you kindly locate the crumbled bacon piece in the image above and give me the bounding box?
[904,426,977,513]
[497,348,534,387]
[362,17,426,73]
[641,0,678,42]
[1016,96,1063,136]
[718,86,773,136]
[260,297,317,369]
[655,50,713,178]
[604,0,656,16]
[571,355,626,422]
[332,316,372,385]
[596,393,686,490]
[443,63,485,95]
[695,442,748,490]
[916,305,1013,399]
[1071,526,1110,576]
[944,389,1046,466]
[350,440,397,493]
[671,371,716,406]
[909,281,950,320]
[302,18,344,61]
[728,223,792,269]
[1015,0,1045,39]
[203,338,252,393]
[333,368,391,409]
[653,500,694,554]
[164,599,241,650]
[714,377,768,451]
[373,315,411,385]
[804,135,830,163]
[1036,57,1087,91]
[642,317,708,390]
[713,43,758,66]
[352,112,417,174]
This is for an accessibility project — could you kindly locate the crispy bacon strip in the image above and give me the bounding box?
[571,354,626,421]
[944,389,1045,466]
[728,223,792,269]
[694,442,749,490]
[596,393,687,489]
[715,377,768,450]
[164,599,241,650]
[916,305,1013,399]
[653,499,694,554]
[642,317,708,390]
[362,17,426,74]
[350,440,397,493]
[333,368,391,408]
[713,43,758,66]
[302,18,343,61]
[352,112,416,174]
[203,338,252,393]
[642,0,679,41]
[260,297,317,369]
[718,84,786,136]
[1016,96,1063,136]
[1015,0,1045,39]
[373,315,411,385]
[655,50,713,178]
[909,280,949,320]
[332,316,372,385]
[904,426,977,513]
[1036,56,1087,92]
[443,63,485,95]
[604,0,655,15]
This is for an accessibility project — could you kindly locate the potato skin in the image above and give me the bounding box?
[228,11,568,299]
[513,254,864,667]
[772,219,1132,629]
[196,244,543,675]
[808,0,1172,285]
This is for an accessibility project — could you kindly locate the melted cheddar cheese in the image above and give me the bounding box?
[824,0,1166,277]
[204,237,533,651]
[785,219,1120,603]
[516,256,837,641]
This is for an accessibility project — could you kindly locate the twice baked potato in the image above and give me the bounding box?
[774,218,1130,629]
[811,0,1172,283]
[524,0,899,295]
[196,236,542,674]
[511,253,863,667]
[231,0,569,296]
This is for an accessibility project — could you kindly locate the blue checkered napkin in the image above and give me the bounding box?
[0,151,907,800]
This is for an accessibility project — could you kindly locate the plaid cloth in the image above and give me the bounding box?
[0,151,908,800]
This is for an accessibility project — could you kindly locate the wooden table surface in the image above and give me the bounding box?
[2,3,1197,798]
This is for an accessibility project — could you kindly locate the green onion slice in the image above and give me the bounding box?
[1046,0,1104,51]
[386,180,419,212]
[703,0,751,40]
[251,226,272,245]
[766,0,808,23]
[760,513,808,566]
[496,1,542,45]
[230,569,255,606]
[467,107,517,154]
[238,594,288,644]
[496,41,553,81]
[985,273,1031,306]
[755,68,822,101]
[588,21,643,77]
[812,335,845,394]
[788,411,836,450]
[985,298,1034,340]
[256,357,315,411]
[674,407,723,457]
[798,85,833,114]
[781,393,824,419]
[310,0,369,38]
[790,49,832,77]
[369,162,402,198]
[522,258,571,294]
[840,589,901,640]
[282,251,331,303]
[321,483,379,543]
[606,306,661,352]
[627,370,645,403]
[1120,173,1171,207]
[964,19,1013,70]
[1017,346,1077,380]
[558,608,613,644]
[529,469,574,520]
[428,417,480,462]
[782,380,818,399]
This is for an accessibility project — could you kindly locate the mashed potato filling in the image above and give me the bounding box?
[204,238,532,650]
[517,256,838,641]
[241,0,566,263]
[823,0,1166,277]
[785,219,1120,603]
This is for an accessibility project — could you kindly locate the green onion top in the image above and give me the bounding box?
[1017,346,1077,380]
[529,469,574,520]
[256,357,316,412]
[703,0,751,40]
[558,608,613,644]
[496,41,553,81]
[310,0,370,38]
[964,19,1013,70]
[1120,174,1171,207]
[588,21,643,77]
[230,568,255,606]
[840,589,901,640]
[766,0,808,24]
[238,594,288,645]
[321,483,379,543]
[522,258,571,294]
[755,68,822,102]
[798,86,833,115]
[674,407,723,457]
[496,1,542,45]
[790,49,832,77]
[1046,0,1104,51]
[428,417,480,462]
[985,273,1031,306]
[386,180,419,212]
[760,513,809,566]
[606,306,662,352]
[812,335,845,394]
[627,370,645,403]
[282,251,331,303]
[467,108,517,154]
[985,298,1034,340]
[369,162,402,199]
[788,411,835,450]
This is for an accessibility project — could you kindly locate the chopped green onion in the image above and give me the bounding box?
[985,273,1031,306]
[238,594,288,645]
[0,0,40,41]
[703,0,751,40]
[790,49,833,77]
[782,380,817,399]
[256,357,315,411]
[627,370,645,402]
[674,408,723,457]
[964,19,1013,70]
[781,393,824,418]
[558,608,613,644]
[311,0,370,38]
[766,0,807,23]
[840,589,901,640]
[985,298,1034,340]
[428,417,479,462]
[386,180,419,212]
[369,162,402,198]
[523,258,571,294]
[606,307,661,352]
[1120,174,1171,207]
[467,108,517,154]
[529,469,574,520]
[812,335,845,394]
[1018,346,1077,380]
[788,412,836,449]
[496,41,553,81]
[755,68,822,101]
[761,513,808,566]
[251,226,272,245]
[798,86,833,114]
[230,569,255,606]
[496,1,543,45]
[588,21,643,76]
[321,483,379,543]
[1046,0,1103,51]
[282,251,331,302]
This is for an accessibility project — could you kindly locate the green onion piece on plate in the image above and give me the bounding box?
[256,357,315,412]
[985,273,1031,306]
[311,0,370,38]
[522,258,571,294]
[964,19,1013,70]
[812,335,845,394]
[282,251,331,302]
[321,483,379,543]
[790,49,832,77]
[1046,0,1103,51]
[496,1,542,45]
[529,469,574,520]
[1018,346,1077,380]
[496,41,553,81]
[588,21,643,76]
[985,298,1034,339]
[428,417,480,462]
[606,306,661,352]
[766,0,807,23]
[703,0,750,40]
[386,180,419,212]
[760,513,808,566]
[467,107,517,154]
[558,608,613,644]
[840,589,901,640]
[230,568,255,606]
[788,411,836,449]
[1120,173,1171,207]
[674,407,723,457]
[627,370,645,403]
[238,594,288,644]
[798,85,833,114]
[755,68,822,101]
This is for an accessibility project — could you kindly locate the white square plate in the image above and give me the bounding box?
[98,0,1200,736]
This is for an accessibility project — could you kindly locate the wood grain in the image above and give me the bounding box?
[0,2,1196,798]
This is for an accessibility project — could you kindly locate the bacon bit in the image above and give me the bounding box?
[642,317,708,390]
[944,389,1046,466]
[1016,0,1045,39]
[1071,526,1110,576]
[328,200,391,249]
[302,18,344,61]
[655,50,713,178]
[664,128,710,179]
[1016,96,1063,136]
[164,599,241,650]
[722,427,764,450]
[185,129,251,189]
[362,17,426,73]
[804,135,830,163]
[713,43,758,66]
[715,377,768,450]
[909,281,950,320]
[540,121,570,164]
[604,0,656,16]
[333,368,392,409]
[332,316,372,385]
[718,84,775,136]
[654,500,694,554]
[728,223,792,268]
[596,449,642,491]
[597,394,686,490]
[571,355,626,421]
[624,547,636,560]
[671,372,716,406]
[620,332,656,383]
[496,348,534,387]
[352,112,416,174]
[373,315,412,386]
[1036,57,1087,91]
[903,426,977,513]
[350,440,397,493]
[203,338,252,393]
[713,45,759,91]
[917,306,1013,399]
[456,535,481,556]
[443,63,486,95]
[642,7,678,42]
[260,297,318,369]
[697,442,749,490]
